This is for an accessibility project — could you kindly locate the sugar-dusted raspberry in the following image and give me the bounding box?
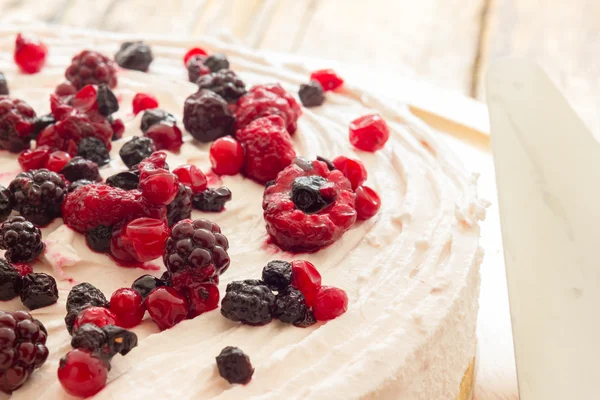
[332,155,367,190]
[14,33,47,74]
[0,96,36,153]
[0,72,8,95]
[236,115,296,184]
[216,346,254,385]
[197,70,246,104]
[355,185,381,220]
[310,69,344,91]
[221,280,275,325]
[183,90,235,142]
[298,80,325,107]
[9,169,67,226]
[349,114,390,152]
[263,158,357,251]
[115,41,153,72]
[186,55,210,83]
[65,50,118,90]
[235,83,302,134]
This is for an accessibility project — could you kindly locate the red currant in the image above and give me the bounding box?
[124,218,170,262]
[183,47,208,65]
[72,307,117,334]
[210,136,244,175]
[355,186,381,220]
[72,85,98,113]
[349,114,390,152]
[291,260,322,307]
[187,282,220,318]
[145,123,183,152]
[18,146,51,171]
[139,171,180,206]
[58,349,108,398]
[172,164,207,193]
[310,69,344,91]
[332,156,367,190]
[132,93,159,115]
[110,288,146,328]
[313,286,348,321]
[46,151,72,173]
[146,287,189,330]
[14,33,47,74]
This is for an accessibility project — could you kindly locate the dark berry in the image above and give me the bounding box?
[183,48,207,65]
[109,288,145,328]
[140,109,176,133]
[9,169,66,226]
[58,349,108,398]
[85,225,113,253]
[349,114,390,152]
[310,69,344,91]
[20,272,58,310]
[66,282,109,314]
[131,274,166,299]
[14,34,47,74]
[299,80,325,107]
[0,259,22,300]
[209,137,244,175]
[196,70,246,104]
[64,308,83,335]
[261,260,292,291]
[355,185,381,220]
[204,54,230,72]
[71,323,106,353]
[0,186,13,223]
[146,286,189,330]
[291,175,336,214]
[220,280,275,325]
[119,136,156,168]
[106,171,139,191]
[30,113,54,139]
[114,41,153,72]
[186,55,210,83]
[101,324,138,357]
[60,157,101,182]
[96,84,119,117]
[65,50,118,90]
[316,155,335,171]
[273,287,308,324]
[0,216,44,263]
[68,179,94,193]
[77,137,110,166]
[192,187,232,212]
[183,90,235,142]
[0,97,36,153]
[294,309,317,328]
[216,346,254,385]
[0,72,8,95]
[167,184,192,227]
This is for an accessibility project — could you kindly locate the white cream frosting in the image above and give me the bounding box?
[0,25,485,400]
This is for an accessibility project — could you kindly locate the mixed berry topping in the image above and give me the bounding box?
[119,136,157,168]
[291,175,337,214]
[183,89,235,142]
[0,259,22,300]
[18,146,50,172]
[57,349,108,398]
[140,109,176,133]
[60,156,101,183]
[30,113,55,138]
[192,187,232,212]
[0,72,8,95]
[13,34,47,74]
[355,185,381,220]
[209,136,245,176]
[332,155,367,190]
[66,283,109,315]
[109,288,145,328]
[349,114,390,152]
[115,41,154,72]
[221,280,275,325]
[0,96,36,153]
[132,93,159,115]
[0,186,14,223]
[298,80,325,107]
[20,273,58,310]
[0,216,44,263]
[216,346,254,385]
[65,50,118,90]
[197,70,246,103]
[146,286,189,330]
[310,69,344,91]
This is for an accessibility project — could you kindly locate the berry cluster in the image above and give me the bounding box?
[0,256,58,311]
[139,108,183,152]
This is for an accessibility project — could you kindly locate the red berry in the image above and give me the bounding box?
[58,349,108,398]
[72,85,98,113]
[349,114,390,152]
[124,218,170,262]
[110,288,146,328]
[139,170,180,206]
[355,186,381,220]
[313,286,348,321]
[12,263,33,277]
[332,156,367,190]
[14,34,47,74]
[72,307,117,334]
[187,282,220,318]
[183,47,208,65]
[310,69,343,91]
[291,260,322,307]
[172,165,207,194]
[146,287,189,330]
[46,151,72,173]
[144,123,183,152]
[18,146,51,171]
[110,117,125,140]
[209,136,244,175]
[55,81,78,97]
[132,93,159,115]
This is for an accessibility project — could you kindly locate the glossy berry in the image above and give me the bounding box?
[183,90,235,142]
[0,259,22,301]
[72,307,117,334]
[78,137,110,166]
[216,346,254,385]
[332,156,367,190]
[46,151,72,172]
[132,93,159,115]
[106,171,139,192]
[66,283,109,314]
[131,274,167,299]
[220,280,275,325]
[349,114,390,152]
[30,114,55,139]
[209,137,244,175]
[355,185,381,220]
[186,55,210,83]
[65,50,118,90]
[291,260,322,307]
[121,218,170,262]
[291,175,336,213]
[167,183,192,227]
[140,109,176,133]
[109,116,125,141]
[204,54,230,73]
[9,169,66,226]
[299,80,325,107]
[58,349,108,398]
[0,72,8,95]
[0,216,44,263]
[60,156,101,183]
[110,288,145,328]
[72,84,98,113]
[85,225,113,253]
[192,187,232,212]
[197,70,246,103]
[70,324,106,354]
[139,170,180,206]
[183,47,208,65]
[96,84,119,117]
[18,146,51,172]
[187,281,220,318]
[115,41,153,72]
[20,273,58,310]
[310,69,344,91]
[261,260,292,291]
[313,286,348,321]
[119,136,156,168]
[0,187,12,223]
[101,325,138,357]
[14,34,47,74]
[172,165,207,194]
[294,309,317,328]
[144,122,183,152]
[0,97,36,153]
[273,287,308,324]
[68,179,94,193]
[146,286,189,330]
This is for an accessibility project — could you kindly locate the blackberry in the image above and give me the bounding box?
[0,72,8,95]
[106,171,139,191]
[262,260,292,291]
[0,186,13,223]
[114,41,153,72]
[186,55,210,83]
[167,184,192,227]
[0,310,49,392]
[30,113,55,139]
[316,155,336,171]
[0,258,22,300]
[96,84,119,117]
[68,179,94,193]
[183,90,235,142]
[20,272,58,310]
[298,80,325,107]
[196,70,246,104]
[119,136,156,168]
[140,109,176,133]
[0,216,44,263]
[192,187,232,212]
[0,97,36,153]
[102,325,138,357]
[65,50,118,90]
[65,308,84,335]
[9,169,66,226]
[294,309,317,328]
[77,137,110,166]
[220,280,275,325]
[66,282,109,313]
[273,287,308,324]
[85,225,113,253]
[291,176,335,214]
[131,274,167,299]
[216,346,254,385]
[71,323,106,353]
[60,157,101,183]
[204,54,230,73]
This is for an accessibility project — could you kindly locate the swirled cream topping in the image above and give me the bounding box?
[0,26,487,400]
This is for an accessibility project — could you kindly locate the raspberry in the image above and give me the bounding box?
[183,90,235,142]
[204,54,230,72]
[10,169,67,226]
[144,123,183,152]
[0,259,22,300]
[355,185,381,220]
[167,184,192,227]
[72,307,117,334]
[96,84,119,117]
[110,288,145,328]
[172,165,207,193]
[14,34,47,74]
[216,346,254,385]
[0,187,12,223]
[332,156,367,190]
[119,136,156,168]
[65,50,118,90]
[61,184,166,233]
[197,70,246,103]
[235,83,302,134]
[58,349,108,398]
[78,137,110,166]
[0,216,45,263]
[17,146,51,172]
[106,171,139,191]
[236,115,296,183]
[0,96,36,153]
[290,260,322,307]
[139,170,179,206]
[221,280,275,325]
[37,113,113,156]
[209,136,244,175]
[313,286,348,321]
[273,287,308,324]
[310,69,344,91]
[85,225,113,253]
[0,311,49,393]
[68,179,94,192]
[116,218,170,262]
[132,93,159,115]
[131,274,167,299]
[192,187,232,212]
[0,72,8,95]
[298,80,325,107]
[20,273,58,310]
[146,286,189,330]
[183,48,208,65]
[263,158,357,251]
[186,55,210,83]
[115,41,153,72]
[187,281,220,318]
[46,151,72,173]
[140,109,176,133]
[261,260,292,291]
[60,157,101,183]
[349,114,390,152]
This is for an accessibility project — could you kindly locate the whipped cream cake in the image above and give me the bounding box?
[0,26,487,399]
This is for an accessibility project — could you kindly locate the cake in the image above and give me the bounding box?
[0,26,487,399]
